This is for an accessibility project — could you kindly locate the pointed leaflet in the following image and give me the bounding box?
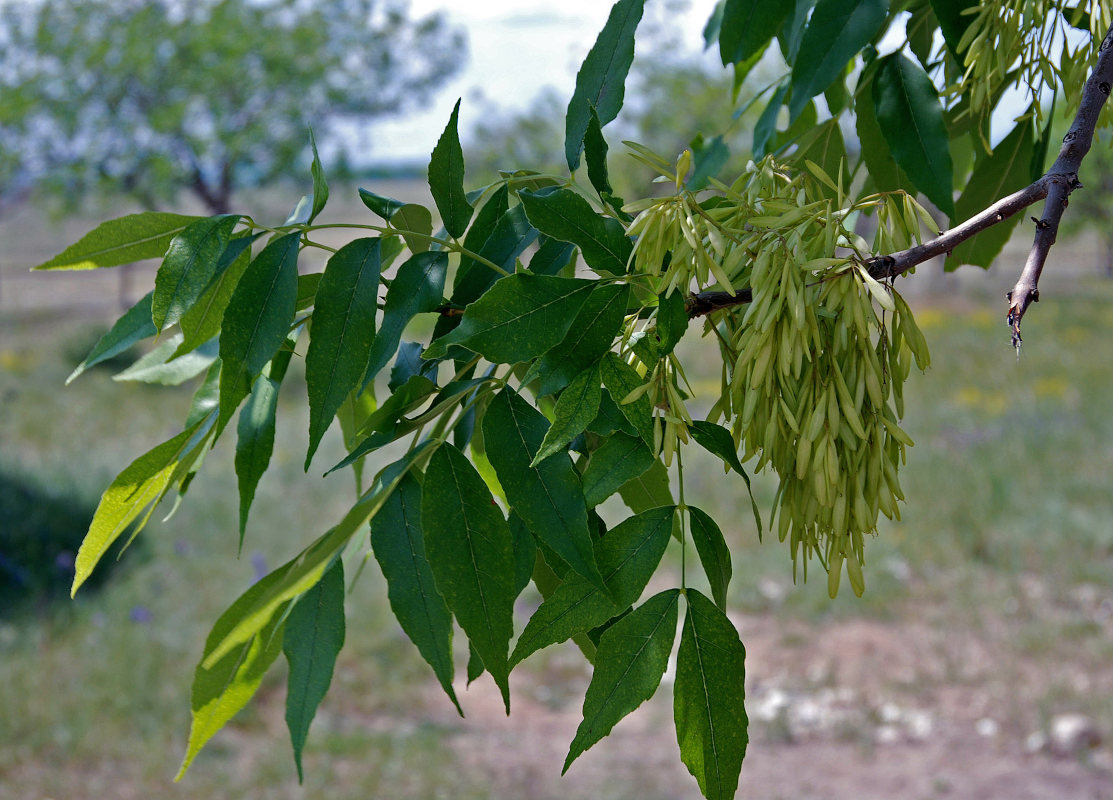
[72,416,212,595]
[483,388,603,590]
[536,284,630,396]
[236,334,296,542]
[423,274,595,364]
[421,444,515,711]
[519,188,631,276]
[532,364,603,466]
[529,236,576,276]
[930,0,978,60]
[584,106,614,198]
[688,134,730,191]
[152,214,241,331]
[788,0,888,121]
[674,590,749,800]
[173,235,255,359]
[304,238,382,468]
[176,570,291,779]
[362,252,448,392]
[66,291,156,384]
[429,99,473,238]
[688,420,761,535]
[218,233,300,433]
[370,472,461,714]
[854,60,913,195]
[511,505,676,666]
[307,129,329,225]
[283,559,345,782]
[753,81,790,159]
[564,589,680,772]
[947,120,1034,270]
[687,507,732,611]
[582,432,655,508]
[358,188,405,221]
[112,334,217,386]
[618,458,674,514]
[565,0,645,170]
[600,352,655,446]
[34,212,201,270]
[873,53,955,220]
[718,0,790,66]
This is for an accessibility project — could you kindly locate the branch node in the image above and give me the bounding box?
[1031,216,1051,230]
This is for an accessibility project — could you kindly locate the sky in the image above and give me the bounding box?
[369,0,720,162]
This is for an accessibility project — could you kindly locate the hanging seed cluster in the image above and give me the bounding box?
[625,157,932,596]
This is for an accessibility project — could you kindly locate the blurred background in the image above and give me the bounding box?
[2,1,1112,798]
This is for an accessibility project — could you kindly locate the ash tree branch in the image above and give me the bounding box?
[688,22,1113,332]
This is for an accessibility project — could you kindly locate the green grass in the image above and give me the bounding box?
[3,263,1113,797]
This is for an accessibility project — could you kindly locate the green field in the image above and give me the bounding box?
[2,207,1112,798]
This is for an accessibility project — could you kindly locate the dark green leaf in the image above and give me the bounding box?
[688,134,730,191]
[358,188,405,221]
[792,119,848,201]
[533,365,603,466]
[177,581,289,779]
[687,507,732,610]
[719,0,790,66]
[587,387,637,437]
[618,458,674,514]
[510,513,538,598]
[584,106,614,198]
[565,0,646,170]
[753,81,790,159]
[656,290,689,355]
[66,291,157,384]
[152,214,240,331]
[421,444,515,711]
[689,420,761,535]
[529,236,577,276]
[72,417,212,595]
[873,53,955,219]
[929,0,978,60]
[283,559,345,782]
[600,352,654,446]
[305,238,382,468]
[564,589,680,771]
[778,0,818,64]
[483,388,603,589]
[113,334,217,385]
[218,233,300,434]
[854,61,913,194]
[674,590,748,800]
[363,252,448,392]
[947,120,1034,270]
[703,0,726,48]
[789,0,888,121]
[510,505,675,666]
[429,99,473,239]
[34,212,201,270]
[535,284,629,396]
[424,274,595,364]
[307,129,329,224]
[173,235,255,359]
[519,188,631,276]
[582,432,656,508]
[394,204,434,253]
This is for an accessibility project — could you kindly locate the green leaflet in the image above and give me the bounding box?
[394,204,434,253]
[565,0,645,170]
[529,236,577,276]
[718,0,790,67]
[429,99,473,239]
[371,472,461,714]
[947,120,1034,270]
[358,188,405,221]
[218,232,300,434]
[688,133,730,191]
[177,571,291,780]
[483,388,603,590]
[792,119,847,202]
[72,416,212,595]
[854,60,913,195]
[581,432,655,508]
[674,590,749,800]
[112,333,217,386]
[929,0,978,60]
[532,365,603,466]
[873,53,956,220]
[655,290,688,355]
[305,238,383,468]
[618,458,674,514]
[510,505,676,666]
[308,128,329,224]
[753,81,790,159]
[584,107,614,199]
[519,188,631,276]
[173,235,255,359]
[600,352,654,446]
[564,589,680,772]
[421,443,515,711]
[789,0,888,121]
[235,336,295,543]
[687,507,733,611]
[66,291,156,384]
[283,559,345,783]
[363,251,448,392]
[424,274,595,364]
[535,284,630,396]
[33,212,201,270]
[152,214,241,331]
[688,420,761,536]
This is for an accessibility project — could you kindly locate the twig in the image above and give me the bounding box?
[687,21,1113,331]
